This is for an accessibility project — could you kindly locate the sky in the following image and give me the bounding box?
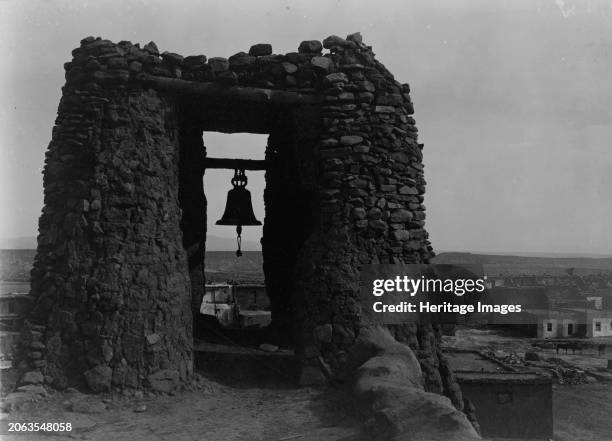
[0,0,611,255]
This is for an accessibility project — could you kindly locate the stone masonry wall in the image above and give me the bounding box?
[22,33,467,421]
[23,38,193,392]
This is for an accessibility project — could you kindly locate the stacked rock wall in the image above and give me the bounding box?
[23,39,193,392]
[289,33,432,368]
[23,34,467,423]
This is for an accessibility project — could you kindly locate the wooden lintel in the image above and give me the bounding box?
[203,157,267,171]
[138,74,323,105]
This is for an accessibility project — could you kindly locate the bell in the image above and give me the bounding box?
[216,169,261,257]
[216,169,261,227]
[216,187,261,227]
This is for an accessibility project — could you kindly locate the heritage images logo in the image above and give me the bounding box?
[360,264,523,322]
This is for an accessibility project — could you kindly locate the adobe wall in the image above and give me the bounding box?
[459,380,553,439]
[20,34,466,421]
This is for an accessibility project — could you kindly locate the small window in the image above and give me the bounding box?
[609,322,612,331]
[546,322,553,332]
[8,300,15,314]
[595,321,601,332]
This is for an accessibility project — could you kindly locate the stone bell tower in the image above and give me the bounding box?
[22,32,440,395]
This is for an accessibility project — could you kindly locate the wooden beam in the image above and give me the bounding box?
[137,74,323,105]
[203,157,267,171]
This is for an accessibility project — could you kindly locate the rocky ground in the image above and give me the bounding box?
[3,367,611,441]
[0,373,365,441]
[2,327,611,441]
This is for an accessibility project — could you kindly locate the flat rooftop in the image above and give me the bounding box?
[446,350,551,384]
[446,350,507,372]
[456,371,551,384]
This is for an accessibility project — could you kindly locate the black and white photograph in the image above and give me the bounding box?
[1,1,611,440]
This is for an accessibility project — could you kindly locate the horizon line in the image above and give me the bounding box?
[1,248,611,259]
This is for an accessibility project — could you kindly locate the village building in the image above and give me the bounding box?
[0,291,32,367]
[446,350,553,440]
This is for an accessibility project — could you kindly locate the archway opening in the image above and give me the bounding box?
[198,132,270,348]
[176,96,320,382]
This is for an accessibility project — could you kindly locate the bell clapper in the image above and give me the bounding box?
[236,225,243,257]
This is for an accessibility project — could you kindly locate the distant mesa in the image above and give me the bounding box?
[0,236,37,249]
[204,235,260,251]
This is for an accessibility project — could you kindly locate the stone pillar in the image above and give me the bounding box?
[290,34,434,381]
[22,38,193,392]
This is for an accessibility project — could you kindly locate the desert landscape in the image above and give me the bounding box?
[2,249,612,440]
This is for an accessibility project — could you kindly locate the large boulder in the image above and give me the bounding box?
[349,326,480,441]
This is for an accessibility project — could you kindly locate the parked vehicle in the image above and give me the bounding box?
[199,284,271,329]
